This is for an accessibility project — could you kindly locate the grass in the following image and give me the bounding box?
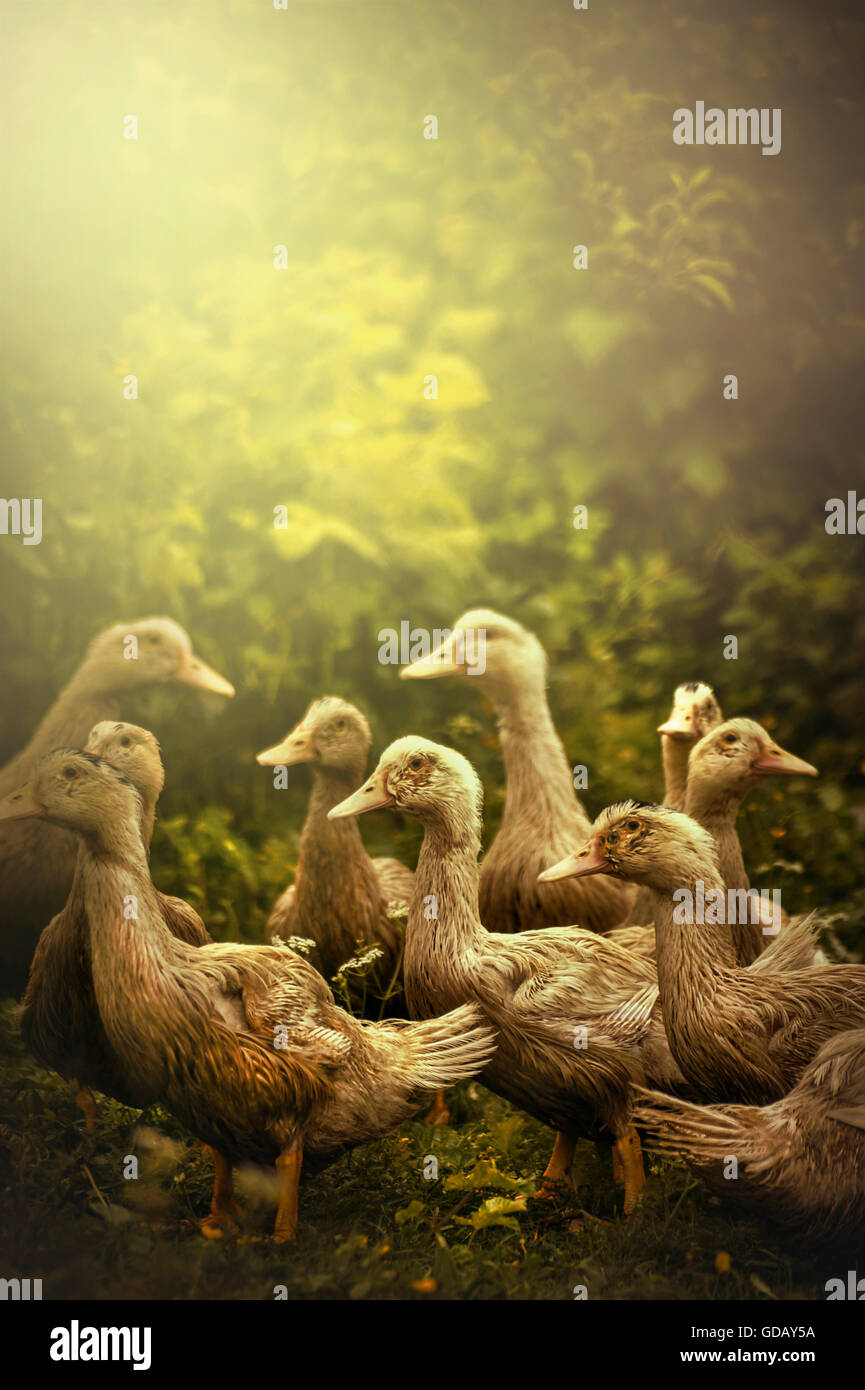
[0,1002,854,1301]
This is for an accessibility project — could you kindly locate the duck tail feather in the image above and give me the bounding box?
[404,1004,497,1089]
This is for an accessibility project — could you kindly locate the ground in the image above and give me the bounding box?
[0,1002,850,1302]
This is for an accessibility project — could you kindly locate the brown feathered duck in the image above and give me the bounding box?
[0,618,233,991]
[0,749,496,1241]
[329,736,686,1216]
[539,784,865,1108]
[633,1029,865,1248]
[400,609,634,936]
[257,697,413,1011]
[19,722,209,1131]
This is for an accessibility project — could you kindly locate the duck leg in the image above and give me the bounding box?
[423,1089,450,1125]
[536,1131,577,1199]
[273,1142,303,1244]
[613,1126,645,1217]
[74,1083,97,1130]
[200,1147,242,1237]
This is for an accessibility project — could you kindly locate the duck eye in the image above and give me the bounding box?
[335,719,346,731]
[147,635,160,645]
[723,733,737,744]
[627,820,640,831]
[120,737,131,747]
[63,766,77,779]
[409,756,424,771]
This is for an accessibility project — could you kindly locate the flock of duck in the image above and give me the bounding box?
[1,608,863,1250]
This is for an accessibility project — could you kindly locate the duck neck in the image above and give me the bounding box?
[650,853,737,1017]
[493,675,588,838]
[140,796,157,854]
[661,736,690,812]
[78,827,186,1088]
[685,784,749,891]
[293,763,381,952]
[406,820,485,998]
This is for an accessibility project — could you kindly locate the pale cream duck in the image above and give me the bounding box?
[400,609,633,936]
[618,681,723,929]
[683,719,805,965]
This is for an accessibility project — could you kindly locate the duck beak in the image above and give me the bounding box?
[538,836,610,882]
[0,780,46,822]
[257,724,314,767]
[657,703,696,737]
[400,631,465,680]
[328,769,394,819]
[175,652,235,698]
[751,743,818,777]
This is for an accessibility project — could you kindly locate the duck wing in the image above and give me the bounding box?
[488,928,656,1049]
[158,891,211,947]
[372,857,414,910]
[749,912,822,975]
[198,940,353,1069]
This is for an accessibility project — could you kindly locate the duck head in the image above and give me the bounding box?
[0,748,144,840]
[539,801,720,894]
[657,681,722,741]
[686,718,817,817]
[75,618,234,697]
[256,696,371,779]
[328,735,483,839]
[399,608,546,695]
[85,721,165,806]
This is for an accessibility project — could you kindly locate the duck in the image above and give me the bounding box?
[19,722,210,1130]
[0,618,233,992]
[0,749,497,1241]
[85,721,210,948]
[400,609,633,935]
[329,735,686,1216]
[538,780,865,1107]
[683,718,805,965]
[657,682,724,813]
[257,697,413,1008]
[633,1029,865,1247]
[618,682,723,929]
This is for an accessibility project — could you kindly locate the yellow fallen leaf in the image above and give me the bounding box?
[410,1278,438,1293]
[715,1250,732,1274]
